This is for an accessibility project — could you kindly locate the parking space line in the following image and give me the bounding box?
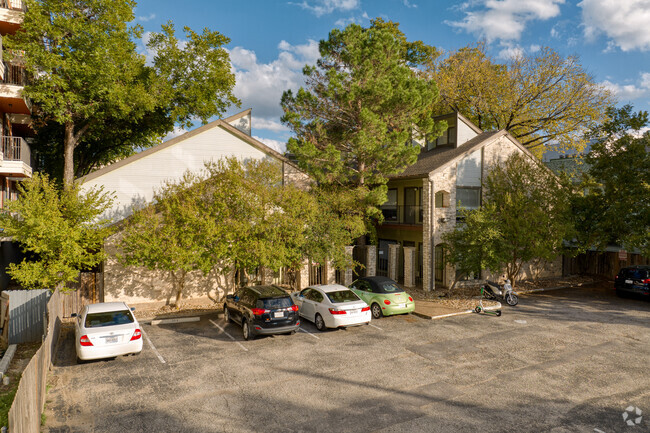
[298,327,320,339]
[141,328,166,364]
[209,320,249,351]
[369,323,383,331]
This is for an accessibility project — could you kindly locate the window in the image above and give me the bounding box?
[381,188,398,222]
[435,191,450,208]
[85,310,134,328]
[326,290,360,303]
[456,187,481,210]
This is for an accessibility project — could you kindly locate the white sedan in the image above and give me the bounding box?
[72,302,143,362]
[291,284,371,331]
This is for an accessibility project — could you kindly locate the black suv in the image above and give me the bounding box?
[223,285,300,340]
[615,265,650,298]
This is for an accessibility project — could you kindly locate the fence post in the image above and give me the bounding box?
[365,246,377,277]
[403,246,416,288]
[323,260,336,285]
[388,244,400,282]
[344,246,354,286]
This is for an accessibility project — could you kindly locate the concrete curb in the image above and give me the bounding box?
[0,344,17,379]
[138,309,221,325]
[141,316,202,326]
[413,302,502,320]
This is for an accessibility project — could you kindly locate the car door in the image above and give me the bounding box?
[230,288,247,324]
[350,280,373,304]
[309,289,325,321]
[300,289,316,320]
[293,288,310,318]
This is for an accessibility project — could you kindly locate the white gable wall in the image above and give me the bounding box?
[80,124,269,222]
[456,116,479,146]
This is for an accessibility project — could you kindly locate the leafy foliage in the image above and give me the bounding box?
[7,0,238,185]
[573,105,650,255]
[119,158,362,304]
[431,44,614,157]
[443,153,573,286]
[281,19,444,224]
[0,174,114,290]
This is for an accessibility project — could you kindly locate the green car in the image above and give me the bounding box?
[349,276,415,319]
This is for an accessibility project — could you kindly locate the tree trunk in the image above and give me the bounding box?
[63,121,77,188]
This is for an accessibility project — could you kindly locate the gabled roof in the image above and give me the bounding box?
[394,131,501,179]
[78,110,295,183]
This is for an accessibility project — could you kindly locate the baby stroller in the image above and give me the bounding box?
[483,280,519,306]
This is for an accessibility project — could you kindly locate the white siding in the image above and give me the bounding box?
[456,117,479,146]
[456,148,482,186]
[80,125,269,222]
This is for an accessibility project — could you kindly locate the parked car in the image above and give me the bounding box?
[223,285,300,340]
[72,302,143,363]
[291,284,371,331]
[615,265,650,298]
[349,276,415,319]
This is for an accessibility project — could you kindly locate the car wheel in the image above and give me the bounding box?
[314,313,326,331]
[224,306,231,323]
[496,310,502,317]
[475,306,481,313]
[242,320,254,341]
[371,303,383,319]
[506,293,518,306]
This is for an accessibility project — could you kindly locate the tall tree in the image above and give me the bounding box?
[7,1,238,186]
[431,44,614,157]
[281,19,444,226]
[0,174,114,290]
[443,153,573,286]
[573,105,650,256]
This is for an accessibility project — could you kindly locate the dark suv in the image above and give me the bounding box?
[223,285,300,340]
[615,265,650,298]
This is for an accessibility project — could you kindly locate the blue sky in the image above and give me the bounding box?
[134,0,650,153]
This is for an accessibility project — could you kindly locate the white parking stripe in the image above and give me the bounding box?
[298,327,320,339]
[209,320,249,351]
[141,328,166,364]
[369,323,383,331]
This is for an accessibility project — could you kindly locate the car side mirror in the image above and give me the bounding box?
[130,307,136,312]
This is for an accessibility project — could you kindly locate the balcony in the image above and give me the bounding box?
[380,205,423,225]
[0,135,31,177]
[0,0,24,35]
[0,61,31,114]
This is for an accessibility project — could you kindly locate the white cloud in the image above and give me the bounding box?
[253,136,286,153]
[601,72,650,101]
[290,0,360,17]
[446,0,565,43]
[229,40,320,132]
[497,44,525,59]
[580,0,650,51]
[137,13,156,22]
[403,0,418,8]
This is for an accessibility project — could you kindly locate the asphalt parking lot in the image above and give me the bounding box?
[44,282,650,433]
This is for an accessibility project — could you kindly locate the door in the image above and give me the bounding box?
[435,245,446,288]
[404,187,418,224]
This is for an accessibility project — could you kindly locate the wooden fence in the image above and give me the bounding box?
[563,251,650,279]
[8,289,62,433]
[60,271,103,318]
[1,290,50,345]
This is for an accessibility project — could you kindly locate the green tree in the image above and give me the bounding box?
[431,44,614,158]
[443,153,573,286]
[0,174,114,290]
[7,0,238,186]
[281,19,444,227]
[119,158,361,304]
[574,105,650,255]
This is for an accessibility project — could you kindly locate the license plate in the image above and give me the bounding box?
[105,336,118,344]
[349,309,360,314]
[397,303,406,308]
[273,312,284,318]
[625,280,633,284]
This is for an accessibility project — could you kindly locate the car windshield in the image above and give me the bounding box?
[378,281,404,293]
[85,310,134,328]
[259,297,292,310]
[326,290,360,303]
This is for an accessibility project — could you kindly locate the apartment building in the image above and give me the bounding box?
[0,0,32,208]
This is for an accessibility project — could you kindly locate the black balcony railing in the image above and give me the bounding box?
[380,205,423,225]
[2,62,27,86]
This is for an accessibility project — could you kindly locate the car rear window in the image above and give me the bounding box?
[258,297,292,310]
[85,310,134,328]
[378,281,404,293]
[326,290,360,303]
[621,268,649,279]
